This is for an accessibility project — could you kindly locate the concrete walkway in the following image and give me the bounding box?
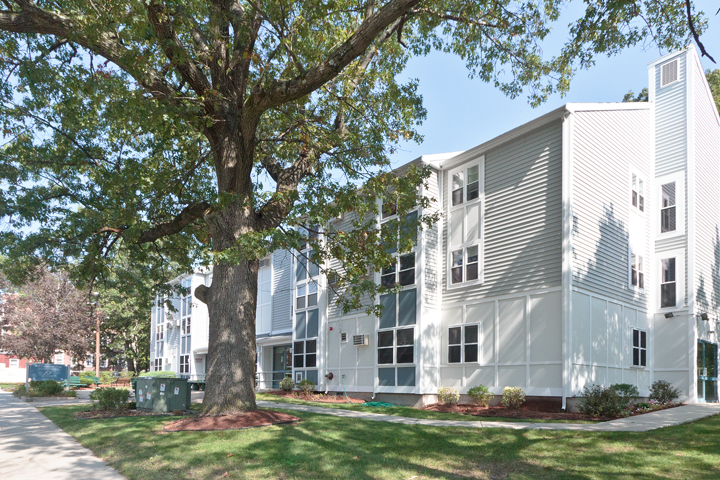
[0,392,125,480]
[255,400,720,432]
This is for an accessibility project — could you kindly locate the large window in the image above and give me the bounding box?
[448,159,483,286]
[293,228,320,386]
[447,324,480,363]
[632,329,647,367]
[661,257,676,308]
[661,182,676,233]
[180,279,192,376]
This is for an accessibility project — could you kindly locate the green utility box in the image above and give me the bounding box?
[135,377,191,413]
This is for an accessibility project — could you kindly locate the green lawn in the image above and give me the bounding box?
[40,404,720,480]
[255,392,597,424]
[0,382,21,391]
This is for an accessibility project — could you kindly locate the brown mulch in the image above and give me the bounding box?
[164,411,300,432]
[422,400,606,421]
[77,409,178,419]
[266,390,365,404]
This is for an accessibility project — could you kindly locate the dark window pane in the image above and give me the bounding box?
[397,367,415,386]
[382,202,396,219]
[452,188,463,206]
[400,254,415,271]
[308,293,317,307]
[467,182,479,201]
[381,220,398,254]
[662,182,676,207]
[662,258,676,282]
[640,350,646,367]
[639,272,644,289]
[378,348,393,364]
[661,207,676,232]
[466,263,478,281]
[401,212,418,247]
[448,345,461,363]
[306,339,316,353]
[306,354,316,368]
[378,367,395,386]
[451,267,463,284]
[307,309,319,338]
[633,330,639,348]
[465,325,479,344]
[296,257,307,282]
[632,191,637,207]
[633,348,639,366]
[306,370,318,385]
[378,331,394,348]
[308,251,319,276]
[661,283,676,308]
[379,294,396,329]
[383,264,396,275]
[397,328,414,346]
[448,327,461,345]
[639,196,644,212]
[464,344,478,363]
[640,331,646,349]
[294,355,304,368]
[396,346,414,364]
[294,341,304,355]
[398,289,416,326]
[296,297,306,309]
[382,274,396,287]
[631,269,637,286]
[295,313,306,339]
[399,269,415,286]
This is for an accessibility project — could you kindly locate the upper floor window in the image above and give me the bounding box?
[661,257,676,308]
[181,278,193,318]
[452,164,480,206]
[661,182,676,233]
[631,173,645,212]
[448,158,484,286]
[631,253,645,290]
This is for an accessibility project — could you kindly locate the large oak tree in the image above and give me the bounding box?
[0,1,706,415]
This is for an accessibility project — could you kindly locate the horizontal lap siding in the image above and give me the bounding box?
[572,109,651,307]
[272,250,292,332]
[692,57,720,315]
[441,121,563,305]
[655,54,687,177]
[424,169,441,308]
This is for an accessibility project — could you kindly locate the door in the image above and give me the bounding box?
[272,345,292,388]
[697,341,718,402]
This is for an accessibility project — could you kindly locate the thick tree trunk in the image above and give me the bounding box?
[197,199,259,415]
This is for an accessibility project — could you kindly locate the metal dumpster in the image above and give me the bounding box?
[135,377,191,413]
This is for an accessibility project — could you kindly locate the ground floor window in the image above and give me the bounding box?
[632,329,647,367]
[293,339,317,368]
[180,354,190,374]
[154,358,162,371]
[378,366,415,387]
[448,324,480,363]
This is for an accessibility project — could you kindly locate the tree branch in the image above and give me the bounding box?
[137,201,212,243]
[685,0,715,63]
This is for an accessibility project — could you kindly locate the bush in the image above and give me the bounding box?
[12,384,27,398]
[99,372,116,384]
[79,377,93,386]
[501,387,526,409]
[298,378,315,395]
[649,380,680,404]
[437,387,460,405]
[279,376,294,392]
[90,387,130,412]
[30,380,64,396]
[120,370,134,378]
[79,371,96,378]
[610,383,639,408]
[577,384,624,417]
[467,385,494,407]
[139,370,177,378]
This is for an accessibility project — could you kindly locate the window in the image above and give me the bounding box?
[294,310,318,368]
[381,253,415,287]
[180,354,190,374]
[377,327,414,365]
[632,329,647,367]
[340,332,348,343]
[631,173,644,212]
[377,290,416,387]
[661,257,676,308]
[448,159,483,286]
[660,59,678,87]
[182,318,191,335]
[180,279,192,375]
[9,358,19,368]
[631,253,645,290]
[661,182,676,233]
[447,324,480,363]
[54,353,63,364]
[154,358,162,371]
[85,354,93,368]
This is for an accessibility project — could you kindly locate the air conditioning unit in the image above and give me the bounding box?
[352,334,369,346]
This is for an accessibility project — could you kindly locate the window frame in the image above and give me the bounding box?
[447,323,481,364]
[630,169,646,214]
[9,358,19,368]
[658,249,685,310]
[631,328,648,368]
[447,157,484,289]
[656,172,685,239]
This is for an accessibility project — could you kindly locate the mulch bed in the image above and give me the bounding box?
[164,411,300,432]
[76,409,180,420]
[422,398,605,421]
[266,390,365,404]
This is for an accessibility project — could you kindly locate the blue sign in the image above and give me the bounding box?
[27,363,69,383]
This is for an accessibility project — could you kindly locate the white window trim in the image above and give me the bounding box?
[447,323,482,365]
[656,171,685,239]
[446,156,485,290]
[630,328,648,369]
[660,58,679,88]
[629,167,646,215]
[377,326,416,367]
[628,244,646,293]
[658,248,685,311]
[9,358,19,368]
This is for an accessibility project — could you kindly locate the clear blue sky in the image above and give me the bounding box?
[389,1,720,167]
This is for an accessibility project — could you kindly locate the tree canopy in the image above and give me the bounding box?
[0,0,708,414]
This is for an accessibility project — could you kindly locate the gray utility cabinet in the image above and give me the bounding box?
[136,377,191,413]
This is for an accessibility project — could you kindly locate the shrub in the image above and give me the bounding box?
[437,387,460,405]
[79,371,96,378]
[99,372,116,384]
[79,377,93,386]
[12,384,27,398]
[139,370,177,378]
[649,380,680,404]
[610,383,639,408]
[128,401,137,410]
[501,387,526,409]
[30,380,64,396]
[120,370,134,378]
[279,376,294,392]
[467,385,494,407]
[577,384,624,417]
[90,387,130,412]
[298,378,315,395]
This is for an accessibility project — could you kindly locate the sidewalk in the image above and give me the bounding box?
[254,399,720,432]
[0,392,125,480]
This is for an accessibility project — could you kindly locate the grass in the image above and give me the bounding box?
[39,404,720,480]
[0,382,21,391]
[255,392,598,424]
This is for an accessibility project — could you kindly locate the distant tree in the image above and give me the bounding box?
[0,266,99,363]
[622,88,649,103]
[623,69,720,107]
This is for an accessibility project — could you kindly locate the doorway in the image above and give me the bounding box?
[697,341,718,402]
[272,345,292,389]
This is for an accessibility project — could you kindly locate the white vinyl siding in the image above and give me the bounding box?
[272,250,293,332]
[654,53,687,177]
